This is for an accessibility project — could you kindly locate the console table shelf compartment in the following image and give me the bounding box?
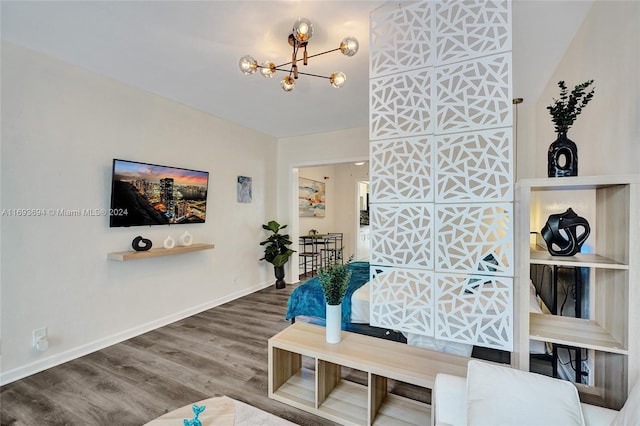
[268,321,470,426]
[529,313,627,354]
[107,243,214,261]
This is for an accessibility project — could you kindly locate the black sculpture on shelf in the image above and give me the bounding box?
[540,208,590,256]
[132,236,152,251]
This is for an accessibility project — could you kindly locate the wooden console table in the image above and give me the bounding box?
[268,322,471,426]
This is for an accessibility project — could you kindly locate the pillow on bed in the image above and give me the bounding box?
[466,360,585,426]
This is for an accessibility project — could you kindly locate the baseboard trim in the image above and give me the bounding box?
[0,281,274,386]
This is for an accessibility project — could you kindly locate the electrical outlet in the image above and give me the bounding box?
[32,327,47,347]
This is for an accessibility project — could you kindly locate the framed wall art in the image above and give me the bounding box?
[299,177,325,217]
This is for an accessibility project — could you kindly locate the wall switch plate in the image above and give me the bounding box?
[32,327,47,347]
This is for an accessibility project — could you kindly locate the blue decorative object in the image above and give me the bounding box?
[286,261,370,325]
[183,404,206,426]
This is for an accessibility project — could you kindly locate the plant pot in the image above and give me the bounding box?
[325,303,342,343]
[274,265,286,289]
[548,133,578,177]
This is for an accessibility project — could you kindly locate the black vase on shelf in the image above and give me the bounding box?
[548,132,578,177]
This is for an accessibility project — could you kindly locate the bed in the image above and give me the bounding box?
[286,262,552,358]
[286,261,371,325]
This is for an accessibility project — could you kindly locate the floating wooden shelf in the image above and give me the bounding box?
[107,243,214,261]
[529,313,627,355]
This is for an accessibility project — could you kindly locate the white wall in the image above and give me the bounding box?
[278,127,369,278]
[519,1,639,178]
[0,42,278,384]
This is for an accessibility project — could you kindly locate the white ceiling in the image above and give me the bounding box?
[1,1,593,139]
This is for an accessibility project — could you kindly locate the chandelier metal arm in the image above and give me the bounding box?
[273,47,342,69]
[257,66,330,80]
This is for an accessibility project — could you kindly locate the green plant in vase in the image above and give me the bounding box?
[318,259,352,306]
[259,220,295,289]
[546,80,595,177]
[318,258,353,343]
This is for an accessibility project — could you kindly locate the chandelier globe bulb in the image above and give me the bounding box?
[292,18,314,42]
[281,75,296,92]
[330,72,346,88]
[260,61,276,78]
[239,55,258,75]
[340,36,359,57]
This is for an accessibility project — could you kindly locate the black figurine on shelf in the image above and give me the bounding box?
[540,208,590,256]
[132,236,152,251]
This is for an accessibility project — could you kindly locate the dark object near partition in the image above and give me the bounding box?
[548,133,578,177]
[132,236,153,251]
[541,208,590,256]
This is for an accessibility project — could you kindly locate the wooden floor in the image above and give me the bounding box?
[0,282,339,426]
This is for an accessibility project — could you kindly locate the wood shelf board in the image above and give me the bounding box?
[269,322,470,389]
[271,369,315,409]
[373,394,430,426]
[517,175,639,191]
[529,313,627,354]
[529,247,628,269]
[318,380,368,425]
[107,243,214,261]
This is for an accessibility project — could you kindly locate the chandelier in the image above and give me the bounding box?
[239,18,359,92]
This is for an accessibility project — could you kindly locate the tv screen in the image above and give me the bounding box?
[110,159,209,227]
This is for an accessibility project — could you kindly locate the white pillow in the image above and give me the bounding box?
[610,379,640,426]
[466,360,585,426]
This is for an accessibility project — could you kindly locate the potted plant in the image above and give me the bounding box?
[318,259,352,343]
[259,220,295,289]
[546,79,595,177]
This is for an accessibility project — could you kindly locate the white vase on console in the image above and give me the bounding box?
[325,303,342,343]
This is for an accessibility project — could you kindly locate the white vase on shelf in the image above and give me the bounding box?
[325,303,342,344]
[179,230,193,247]
[163,236,175,249]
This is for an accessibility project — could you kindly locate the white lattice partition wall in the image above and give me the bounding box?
[369,0,514,351]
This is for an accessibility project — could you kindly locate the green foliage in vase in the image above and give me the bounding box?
[318,258,353,306]
[546,80,595,135]
[259,220,295,267]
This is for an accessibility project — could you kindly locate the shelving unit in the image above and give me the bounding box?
[107,242,214,261]
[268,321,471,426]
[515,175,639,410]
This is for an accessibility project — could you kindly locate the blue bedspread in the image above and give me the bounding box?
[286,261,370,325]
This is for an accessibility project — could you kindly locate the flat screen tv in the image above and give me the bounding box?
[110,159,209,227]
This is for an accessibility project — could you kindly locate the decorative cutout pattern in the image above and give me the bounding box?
[435,203,513,276]
[370,68,434,140]
[435,1,511,64]
[436,128,512,202]
[435,53,512,134]
[435,273,513,351]
[370,1,433,77]
[370,137,434,203]
[370,204,433,270]
[369,0,513,351]
[370,266,434,335]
